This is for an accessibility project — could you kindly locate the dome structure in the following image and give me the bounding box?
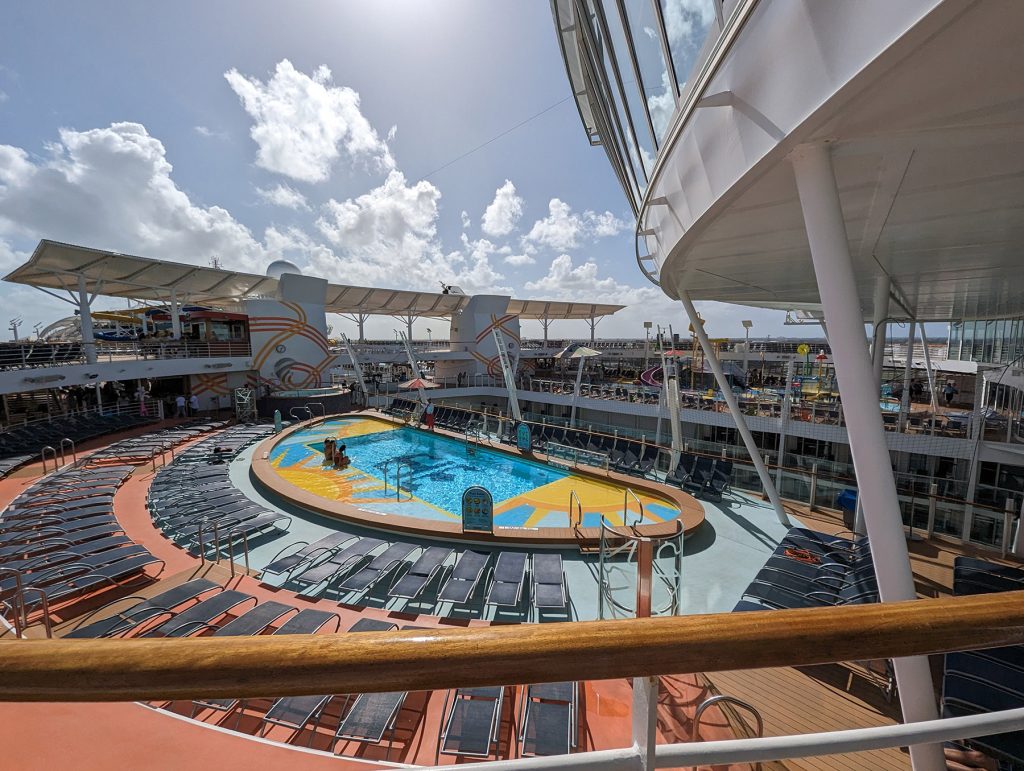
[265,259,302,279]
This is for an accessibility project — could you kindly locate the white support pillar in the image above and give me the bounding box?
[790,142,944,771]
[77,275,97,365]
[677,287,790,527]
[588,315,597,344]
[870,275,890,388]
[169,290,182,340]
[541,315,551,345]
[899,321,917,431]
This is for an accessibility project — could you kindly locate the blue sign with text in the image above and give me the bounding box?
[516,422,532,452]
[461,485,494,533]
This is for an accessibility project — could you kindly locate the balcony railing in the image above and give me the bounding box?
[0,339,251,371]
[1,592,1022,769]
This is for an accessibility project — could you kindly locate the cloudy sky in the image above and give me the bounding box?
[0,1,805,342]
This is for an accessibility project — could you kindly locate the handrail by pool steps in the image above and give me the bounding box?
[569,489,583,530]
[623,488,644,528]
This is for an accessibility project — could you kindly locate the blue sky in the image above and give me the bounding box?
[0,1,806,342]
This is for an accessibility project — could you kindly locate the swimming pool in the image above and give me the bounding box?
[267,417,679,528]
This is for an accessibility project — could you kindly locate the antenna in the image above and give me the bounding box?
[209,255,222,269]
[8,317,23,342]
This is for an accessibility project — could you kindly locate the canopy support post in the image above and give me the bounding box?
[169,290,182,340]
[790,141,944,771]
[77,274,97,365]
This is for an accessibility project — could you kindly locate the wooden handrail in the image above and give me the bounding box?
[2,592,1024,702]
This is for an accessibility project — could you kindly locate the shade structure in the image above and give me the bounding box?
[398,378,439,390]
[555,343,602,360]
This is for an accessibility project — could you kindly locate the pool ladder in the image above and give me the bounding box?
[381,459,414,501]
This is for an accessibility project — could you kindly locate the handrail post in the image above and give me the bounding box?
[632,675,658,771]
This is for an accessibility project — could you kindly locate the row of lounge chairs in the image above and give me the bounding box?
[66,576,577,759]
[148,425,288,557]
[0,463,165,626]
[383,399,481,433]
[666,453,733,500]
[520,425,660,478]
[87,420,229,465]
[383,398,419,418]
[0,410,158,477]
[733,527,878,612]
[263,535,568,616]
[942,556,1024,766]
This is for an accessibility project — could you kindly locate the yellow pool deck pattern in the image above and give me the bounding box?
[269,416,681,528]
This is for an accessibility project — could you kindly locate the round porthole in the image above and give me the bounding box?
[275,344,287,354]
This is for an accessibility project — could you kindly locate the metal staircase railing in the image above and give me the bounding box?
[597,517,684,620]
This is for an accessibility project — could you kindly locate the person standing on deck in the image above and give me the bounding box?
[943,381,959,407]
[189,392,200,416]
[424,399,435,431]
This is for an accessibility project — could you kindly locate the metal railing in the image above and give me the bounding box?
[569,489,583,530]
[0,338,251,371]
[692,695,764,742]
[58,438,76,466]
[623,488,644,528]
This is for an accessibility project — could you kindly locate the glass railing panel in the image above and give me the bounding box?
[658,0,720,98]
[617,0,676,141]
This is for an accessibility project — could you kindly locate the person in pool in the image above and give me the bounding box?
[334,442,351,469]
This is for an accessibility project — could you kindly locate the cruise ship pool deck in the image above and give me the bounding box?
[0,416,1017,769]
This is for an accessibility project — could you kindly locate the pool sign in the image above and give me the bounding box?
[462,485,494,533]
[516,422,532,452]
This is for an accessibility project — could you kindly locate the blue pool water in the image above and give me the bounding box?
[342,427,568,513]
[270,420,570,516]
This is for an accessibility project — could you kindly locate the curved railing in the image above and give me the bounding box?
[1,591,1022,702]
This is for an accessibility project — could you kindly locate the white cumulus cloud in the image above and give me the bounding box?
[503,253,535,267]
[523,199,629,251]
[311,170,508,294]
[255,183,309,210]
[0,122,268,272]
[225,59,394,183]
[481,179,523,237]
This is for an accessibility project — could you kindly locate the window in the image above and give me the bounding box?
[618,0,677,141]
[658,0,719,97]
